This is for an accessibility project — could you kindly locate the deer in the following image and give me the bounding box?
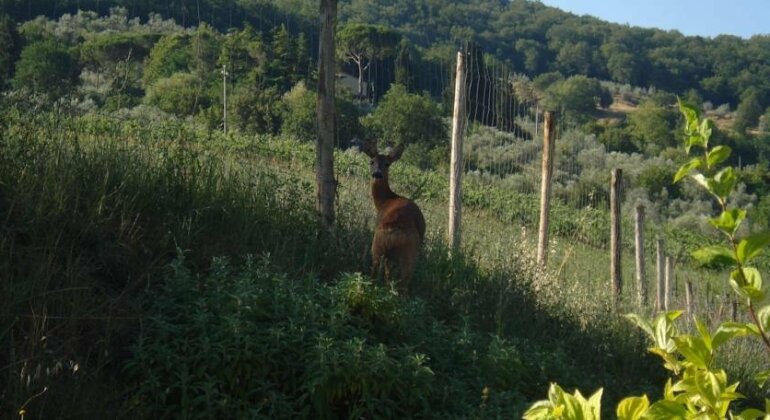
[360,139,426,295]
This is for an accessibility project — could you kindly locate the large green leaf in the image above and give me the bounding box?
[691,245,736,267]
[737,408,767,420]
[730,268,766,303]
[616,395,649,420]
[710,167,737,201]
[736,233,770,264]
[645,400,689,419]
[700,118,714,146]
[708,208,746,236]
[706,144,730,168]
[674,157,702,183]
[672,335,710,369]
[624,313,654,339]
[757,305,770,333]
[713,322,760,349]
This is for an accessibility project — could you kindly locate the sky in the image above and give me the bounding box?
[540,0,770,39]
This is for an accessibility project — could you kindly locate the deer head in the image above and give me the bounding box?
[360,139,404,180]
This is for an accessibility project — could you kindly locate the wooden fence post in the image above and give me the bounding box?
[656,238,665,311]
[664,256,673,311]
[537,111,555,269]
[610,168,623,301]
[448,50,467,252]
[685,279,694,318]
[634,204,646,306]
[316,0,337,233]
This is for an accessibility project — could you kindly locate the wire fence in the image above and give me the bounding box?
[334,36,738,324]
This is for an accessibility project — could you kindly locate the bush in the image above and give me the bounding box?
[281,81,317,142]
[362,83,447,149]
[145,72,206,116]
[12,39,79,98]
[125,264,440,419]
[542,75,606,122]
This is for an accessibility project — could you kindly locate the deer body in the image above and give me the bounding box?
[363,141,425,294]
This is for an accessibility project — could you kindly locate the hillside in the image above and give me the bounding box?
[0,109,673,418]
[2,1,770,418]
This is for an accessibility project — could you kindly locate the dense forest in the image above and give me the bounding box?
[3,0,770,111]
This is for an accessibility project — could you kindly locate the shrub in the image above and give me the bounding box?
[281,81,317,142]
[145,72,206,116]
[362,83,447,149]
[12,39,79,98]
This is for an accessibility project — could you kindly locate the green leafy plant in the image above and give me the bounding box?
[524,100,770,419]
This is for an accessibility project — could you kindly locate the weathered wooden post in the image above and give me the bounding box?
[448,50,467,253]
[610,168,623,301]
[537,111,555,269]
[664,256,673,311]
[316,0,337,232]
[222,64,228,135]
[685,279,694,318]
[634,204,646,306]
[656,237,665,311]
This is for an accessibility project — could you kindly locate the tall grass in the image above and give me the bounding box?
[2,105,749,418]
[0,108,369,416]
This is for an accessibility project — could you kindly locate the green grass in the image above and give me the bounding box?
[0,107,764,418]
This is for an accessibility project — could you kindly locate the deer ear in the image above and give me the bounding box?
[361,138,378,158]
[388,143,405,161]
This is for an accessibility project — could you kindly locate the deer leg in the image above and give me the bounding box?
[371,234,385,283]
[396,248,417,296]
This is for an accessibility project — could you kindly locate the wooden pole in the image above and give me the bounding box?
[222,64,228,135]
[610,168,622,301]
[316,0,337,232]
[634,204,646,306]
[685,279,694,318]
[664,256,673,311]
[448,50,467,252]
[656,238,665,311]
[536,111,555,269]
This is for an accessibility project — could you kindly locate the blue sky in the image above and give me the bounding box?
[541,0,770,38]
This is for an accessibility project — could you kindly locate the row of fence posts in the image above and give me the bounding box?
[444,50,734,316]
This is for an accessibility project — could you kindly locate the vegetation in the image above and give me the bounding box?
[1,1,770,418]
[1,107,668,418]
[525,102,770,419]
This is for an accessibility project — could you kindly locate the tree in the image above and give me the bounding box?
[336,23,400,98]
[734,88,764,134]
[218,25,266,83]
[627,99,678,154]
[267,24,295,92]
[514,38,545,75]
[0,14,21,88]
[190,23,221,82]
[394,39,420,92]
[362,83,446,149]
[12,39,78,98]
[143,33,191,87]
[281,81,317,142]
[542,75,607,122]
[145,72,205,116]
[555,41,593,76]
[759,106,770,133]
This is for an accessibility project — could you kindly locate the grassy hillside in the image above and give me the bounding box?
[0,106,678,418]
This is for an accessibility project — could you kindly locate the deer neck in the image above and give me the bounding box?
[371,177,398,211]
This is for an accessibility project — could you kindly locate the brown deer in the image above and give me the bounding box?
[360,139,426,294]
